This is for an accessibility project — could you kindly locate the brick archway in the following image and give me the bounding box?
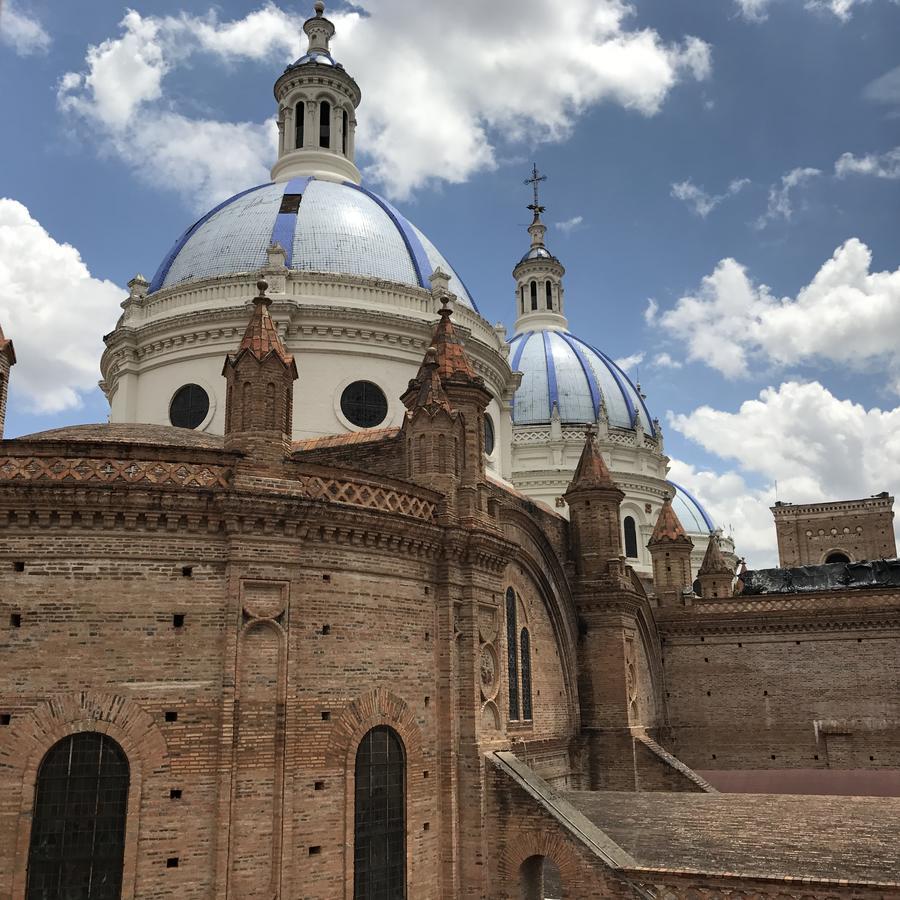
[7,690,169,900]
[495,827,584,898]
[325,687,426,900]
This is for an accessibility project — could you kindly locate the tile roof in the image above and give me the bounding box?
[408,346,453,415]
[698,533,733,575]
[431,296,475,380]
[292,426,400,452]
[236,280,294,368]
[650,497,689,543]
[567,427,618,492]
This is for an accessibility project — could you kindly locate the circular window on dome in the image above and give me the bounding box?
[169,384,210,430]
[484,413,495,456]
[340,381,388,428]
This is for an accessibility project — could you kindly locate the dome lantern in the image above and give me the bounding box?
[271,2,362,184]
[513,164,568,334]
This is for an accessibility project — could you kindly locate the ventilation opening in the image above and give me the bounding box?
[166,858,179,868]
[164,711,178,722]
[279,193,302,214]
[172,614,185,628]
[181,566,193,578]
[170,789,182,799]
[10,613,21,628]
[13,561,24,572]
[314,781,325,791]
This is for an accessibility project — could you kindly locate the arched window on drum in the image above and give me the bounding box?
[623,515,639,559]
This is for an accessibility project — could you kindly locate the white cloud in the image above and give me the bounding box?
[835,146,900,180]
[58,2,711,204]
[668,380,900,565]
[0,0,50,55]
[614,351,644,372]
[754,166,820,229]
[555,215,584,234]
[644,298,658,325]
[656,238,900,380]
[671,176,749,218]
[734,0,774,23]
[653,352,682,369]
[736,0,882,21]
[0,199,122,413]
[864,64,900,106]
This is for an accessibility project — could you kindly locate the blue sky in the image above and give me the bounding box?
[1,0,899,562]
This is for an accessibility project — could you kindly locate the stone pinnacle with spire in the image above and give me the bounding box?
[234,280,295,369]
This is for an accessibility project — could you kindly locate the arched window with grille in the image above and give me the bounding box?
[295,102,304,149]
[624,516,638,559]
[520,628,533,720]
[26,732,129,899]
[319,100,331,148]
[530,280,538,311]
[342,108,349,155]
[545,280,553,310]
[354,726,406,899]
[506,587,519,720]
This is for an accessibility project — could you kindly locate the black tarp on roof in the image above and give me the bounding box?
[739,559,900,595]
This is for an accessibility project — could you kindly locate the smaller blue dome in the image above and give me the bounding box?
[508,329,655,433]
[519,247,556,263]
[668,481,716,533]
[286,50,343,70]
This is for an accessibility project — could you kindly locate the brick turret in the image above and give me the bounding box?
[697,532,735,599]
[0,324,15,440]
[648,496,694,606]
[563,426,625,582]
[404,269,492,521]
[222,279,298,463]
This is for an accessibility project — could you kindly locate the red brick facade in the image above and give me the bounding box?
[1,305,898,897]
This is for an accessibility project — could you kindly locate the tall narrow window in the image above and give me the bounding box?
[520,628,533,720]
[319,101,331,149]
[530,280,537,311]
[354,726,406,899]
[545,280,553,310]
[342,109,349,155]
[295,102,304,149]
[520,285,526,314]
[624,516,638,559]
[26,733,129,900]
[506,587,519,720]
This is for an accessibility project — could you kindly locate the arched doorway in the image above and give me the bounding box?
[825,551,850,564]
[520,854,563,899]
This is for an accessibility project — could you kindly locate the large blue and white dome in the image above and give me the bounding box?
[148,177,477,309]
[508,329,655,433]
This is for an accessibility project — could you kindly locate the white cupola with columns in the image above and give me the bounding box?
[271,1,362,184]
[513,164,568,333]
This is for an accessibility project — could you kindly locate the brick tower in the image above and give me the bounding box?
[648,496,694,606]
[222,279,298,464]
[0,324,15,440]
[696,532,735,599]
[563,426,626,582]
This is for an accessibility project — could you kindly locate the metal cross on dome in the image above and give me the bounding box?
[524,163,547,216]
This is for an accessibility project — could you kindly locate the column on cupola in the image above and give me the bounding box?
[0,323,16,440]
[270,2,363,184]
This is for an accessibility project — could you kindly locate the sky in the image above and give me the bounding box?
[1,0,899,565]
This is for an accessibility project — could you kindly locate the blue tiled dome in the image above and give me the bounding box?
[508,329,655,433]
[286,50,343,69]
[669,481,716,533]
[148,178,477,309]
